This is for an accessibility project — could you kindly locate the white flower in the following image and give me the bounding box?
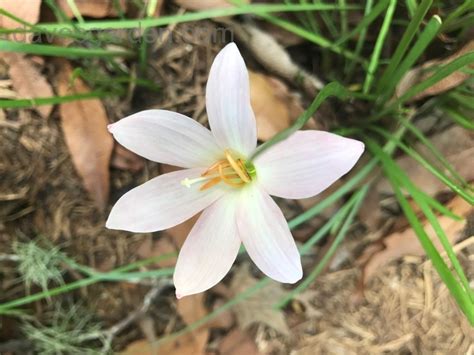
[106,43,364,298]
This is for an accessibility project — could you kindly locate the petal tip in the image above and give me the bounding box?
[107,123,115,133]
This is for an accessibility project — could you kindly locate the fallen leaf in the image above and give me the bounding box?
[157,332,208,355]
[57,61,113,210]
[177,293,207,325]
[56,0,127,18]
[218,329,260,355]
[208,298,234,329]
[136,236,177,268]
[156,293,209,355]
[165,215,199,248]
[397,40,474,101]
[111,143,145,172]
[250,70,310,141]
[359,194,472,286]
[174,0,249,11]
[4,53,54,119]
[0,0,41,42]
[230,264,290,336]
[123,339,158,355]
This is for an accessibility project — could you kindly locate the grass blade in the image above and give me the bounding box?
[379,15,442,101]
[0,92,109,110]
[368,125,474,205]
[277,185,369,308]
[366,138,474,324]
[0,40,132,58]
[32,4,361,32]
[396,52,474,104]
[376,0,433,93]
[363,0,397,94]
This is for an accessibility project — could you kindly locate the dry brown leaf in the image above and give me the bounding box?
[111,143,145,172]
[218,329,260,355]
[0,0,41,42]
[56,0,127,18]
[208,298,235,329]
[157,331,208,355]
[136,236,178,268]
[4,53,54,119]
[57,61,113,211]
[158,293,209,355]
[174,0,249,11]
[177,293,207,325]
[397,40,474,101]
[359,194,472,286]
[249,70,313,141]
[123,338,159,355]
[230,264,290,336]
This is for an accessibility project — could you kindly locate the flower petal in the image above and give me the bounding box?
[106,168,225,233]
[174,193,241,298]
[206,43,257,156]
[108,110,222,168]
[236,185,302,283]
[255,131,364,199]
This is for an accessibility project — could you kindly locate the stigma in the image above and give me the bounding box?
[181,150,256,191]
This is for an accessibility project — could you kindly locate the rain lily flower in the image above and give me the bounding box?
[106,43,364,298]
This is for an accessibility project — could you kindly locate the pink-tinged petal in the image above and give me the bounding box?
[236,186,302,283]
[206,43,257,156]
[106,168,225,233]
[255,131,364,199]
[174,193,241,298]
[108,110,222,168]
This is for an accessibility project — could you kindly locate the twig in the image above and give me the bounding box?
[82,279,172,353]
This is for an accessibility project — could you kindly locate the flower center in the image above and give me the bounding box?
[181,149,256,191]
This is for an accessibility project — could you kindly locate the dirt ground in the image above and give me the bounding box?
[1,18,473,355]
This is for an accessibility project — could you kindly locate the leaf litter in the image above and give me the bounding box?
[56,61,113,211]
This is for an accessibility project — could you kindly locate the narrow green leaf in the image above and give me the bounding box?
[405,0,418,17]
[277,185,369,308]
[368,125,474,205]
[65,0,85,23]
[0,92,109,110]
[396,52,474,104]
[0,40,132,58]
[380,15,442,100]
[33,3,361,32]
[366,139,474,324]
[376,0,433,93]
[335,0,389,47]
[255,13,365,63]
[363,0,397,94]
[443,106,474,130]
[398,118,470,188]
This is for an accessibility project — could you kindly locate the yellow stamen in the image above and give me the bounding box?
[201,159,228,177]
[225,150,251,183]
[199,176,221,191]
[219,164,245,187]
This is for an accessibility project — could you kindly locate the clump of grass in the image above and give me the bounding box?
[13,240,65,292]
[22,303,103,355]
